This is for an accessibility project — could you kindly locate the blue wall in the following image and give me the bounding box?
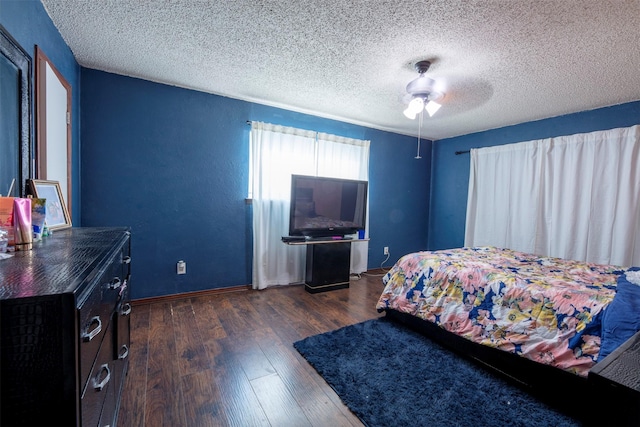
[81,70,430,299]
[428,101,640,250]
[0,0,82,222]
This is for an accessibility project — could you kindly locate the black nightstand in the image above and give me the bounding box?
[589,331,640,427]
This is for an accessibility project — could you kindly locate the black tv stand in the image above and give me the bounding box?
[282,238,369,293]
[305,241,351,293]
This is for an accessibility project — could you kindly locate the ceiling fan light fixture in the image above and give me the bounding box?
[425,100,441,117]
[407,97,424,114]
[402,59,446,160]
[403,108,417,120]
[403,97,425,118]
[403,60,444,120]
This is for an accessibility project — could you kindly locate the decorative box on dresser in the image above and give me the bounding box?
[0,227,132,427]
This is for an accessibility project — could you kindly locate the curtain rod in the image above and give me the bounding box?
[250,120,472,153]
[249,121,472,154]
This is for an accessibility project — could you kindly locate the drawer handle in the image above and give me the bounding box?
[121,302,132,316]
[123,256,131,264]
[118,344,129,360]
[108,277,121,290]
[93,363,111,391]
[82,316,102,342]
[118,279,128,297]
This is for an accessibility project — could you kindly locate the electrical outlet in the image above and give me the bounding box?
[177,260,186,275]
[383,246,389,255]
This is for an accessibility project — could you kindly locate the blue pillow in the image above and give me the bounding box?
[599,267,640,361]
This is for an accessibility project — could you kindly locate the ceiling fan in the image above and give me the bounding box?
[402,59,445,159]
[403,60,444,119]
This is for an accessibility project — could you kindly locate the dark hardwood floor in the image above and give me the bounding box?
[118,272,387,426]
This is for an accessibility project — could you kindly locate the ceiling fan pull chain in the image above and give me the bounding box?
[415,110,423,159]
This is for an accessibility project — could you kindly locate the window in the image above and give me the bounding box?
[249,122,370,289]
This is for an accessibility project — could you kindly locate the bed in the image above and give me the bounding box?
[376,247,640,421]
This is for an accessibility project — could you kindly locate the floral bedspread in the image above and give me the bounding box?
[376,247,624,377]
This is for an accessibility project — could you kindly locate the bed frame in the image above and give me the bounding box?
[384,309,592,422]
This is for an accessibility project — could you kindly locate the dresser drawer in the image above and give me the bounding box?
[81,321,115,427]
[78,251,125,390]
[98,373,117,427]
[114,284,131,361]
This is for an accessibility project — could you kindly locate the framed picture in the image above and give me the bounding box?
[27,179,72,230]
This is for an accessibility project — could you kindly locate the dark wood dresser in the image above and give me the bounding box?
[0,227,132,427]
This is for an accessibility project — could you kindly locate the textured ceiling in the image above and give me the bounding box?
[41,0,640,140]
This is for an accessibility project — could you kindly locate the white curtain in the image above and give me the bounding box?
[317,132,370,274]
[465,125,640,267]
[250,122,370,289]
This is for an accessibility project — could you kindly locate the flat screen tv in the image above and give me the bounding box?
[288,174,368,238]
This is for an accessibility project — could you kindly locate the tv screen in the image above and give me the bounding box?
[288,175,368,237]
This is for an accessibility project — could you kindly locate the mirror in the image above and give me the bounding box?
[0,24,32,197]
[35,46,72,213]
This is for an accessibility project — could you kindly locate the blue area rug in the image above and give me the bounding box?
[294,317,582,427]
